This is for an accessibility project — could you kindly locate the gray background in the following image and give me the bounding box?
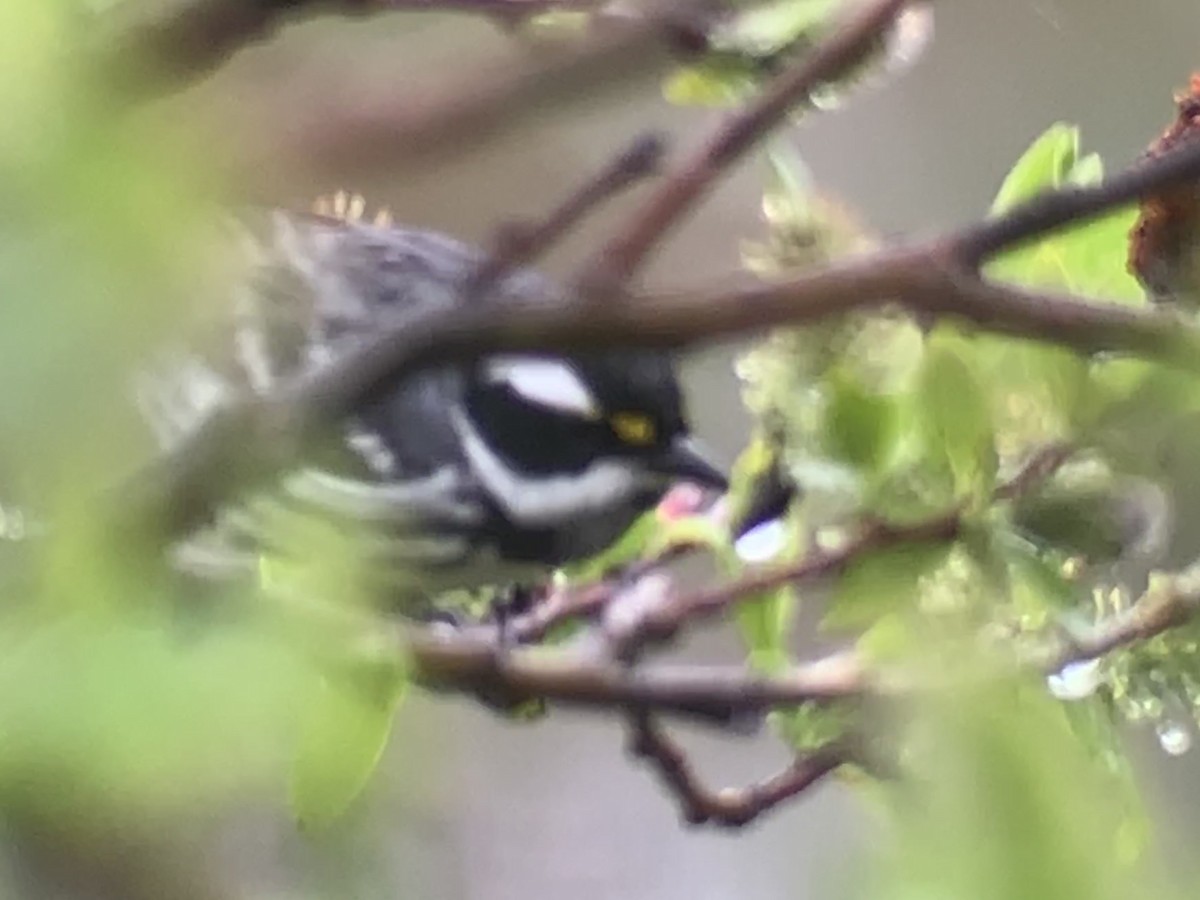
[194,2,1200,897]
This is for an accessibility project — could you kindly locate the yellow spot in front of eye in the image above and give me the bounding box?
[610,412,657,446]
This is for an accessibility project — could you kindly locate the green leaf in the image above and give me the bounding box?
[1001,534,1077,623]
[760,141,816,233]
[989,123,1079,215]
[734,511,802,669]
[959,522,1012,605]
[823,540,954,631]
[662,0,840,109]
[1083,361,1200,469]
[663,58,758,107]
[1066,151,1104,187]
[1052,206,1144,304]
[916,333,998,500]
[824,366,900,474]
[290,659,408,830]
[986,126,1145,306]
[720,0,838,56]
[970,337,1087,452]
[738,585,799,673]
[772,700,853,751]
[865,453,957,526]
[862,678,1162,900]
[856,611,918,662]
[646,514,735,570]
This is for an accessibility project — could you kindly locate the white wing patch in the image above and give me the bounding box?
[484,356,599,419]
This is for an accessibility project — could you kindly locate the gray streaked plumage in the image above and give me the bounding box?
[135,206,725,608]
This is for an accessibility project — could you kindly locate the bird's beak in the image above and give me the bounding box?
[653,435,729,492]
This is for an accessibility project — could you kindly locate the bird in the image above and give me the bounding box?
[133,195,728,613]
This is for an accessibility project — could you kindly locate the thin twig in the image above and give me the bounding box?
[99,0,611,96]
[574,0,913,293]
[619,444,1071,657]
[172,1,715,198]
[627,714,849,826]
[1036,567,1200,675]
[464,133,667,302]
[993,442,1074,501]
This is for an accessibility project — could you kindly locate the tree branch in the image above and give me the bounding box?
[950,133,1200,268]
[627,714,850,826]
[164,1,717,198]
[100,0,610,96]
[574,0,914,292]
[464,132,667,302]
[407,630,870,723]
[610,442,1070,659]
[1036,565,1200,676]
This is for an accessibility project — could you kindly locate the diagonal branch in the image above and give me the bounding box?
[1035,565,1200,676]
[137,0,720,198]
[950,133,1200,268]
[574,0,914,292]
[464,132,667,302]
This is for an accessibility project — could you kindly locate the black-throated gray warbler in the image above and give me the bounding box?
[135,197,727,607]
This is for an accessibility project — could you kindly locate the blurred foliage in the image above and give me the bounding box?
[663,0,932,113]
[2,1,1200,898]
[724,120,1200,896]
[0,0,429,890]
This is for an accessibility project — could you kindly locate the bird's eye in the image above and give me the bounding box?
[609,411,657,446]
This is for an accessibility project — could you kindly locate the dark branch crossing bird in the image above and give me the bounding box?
[133,194,727,612]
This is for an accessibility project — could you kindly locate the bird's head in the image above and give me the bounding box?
[455,349,727,564]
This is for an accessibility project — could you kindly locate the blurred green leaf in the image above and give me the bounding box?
[987,125,1144,305]
[663,0,839,108]
[1065,151,1104,187]
[989,123,1079,215]
[823,540,953,631]
[663,57,758,107]
[738,585,799,673]
[1000,534,1077,623]
[1057,693,1148,860]
[969,337,1087,456]
[722,0,838,56]
[772,699,854,751]
[856,611,918,662]
[0,614,308,817]
[291,659,408,831]
[824,367,900,474]
[916,333,998,500]
[859,676,1165,900]
[959,521,1012,606]
[1082,361,1200,473]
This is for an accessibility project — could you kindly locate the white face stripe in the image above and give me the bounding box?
[451,407,646,525]
[484,356,600,420]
